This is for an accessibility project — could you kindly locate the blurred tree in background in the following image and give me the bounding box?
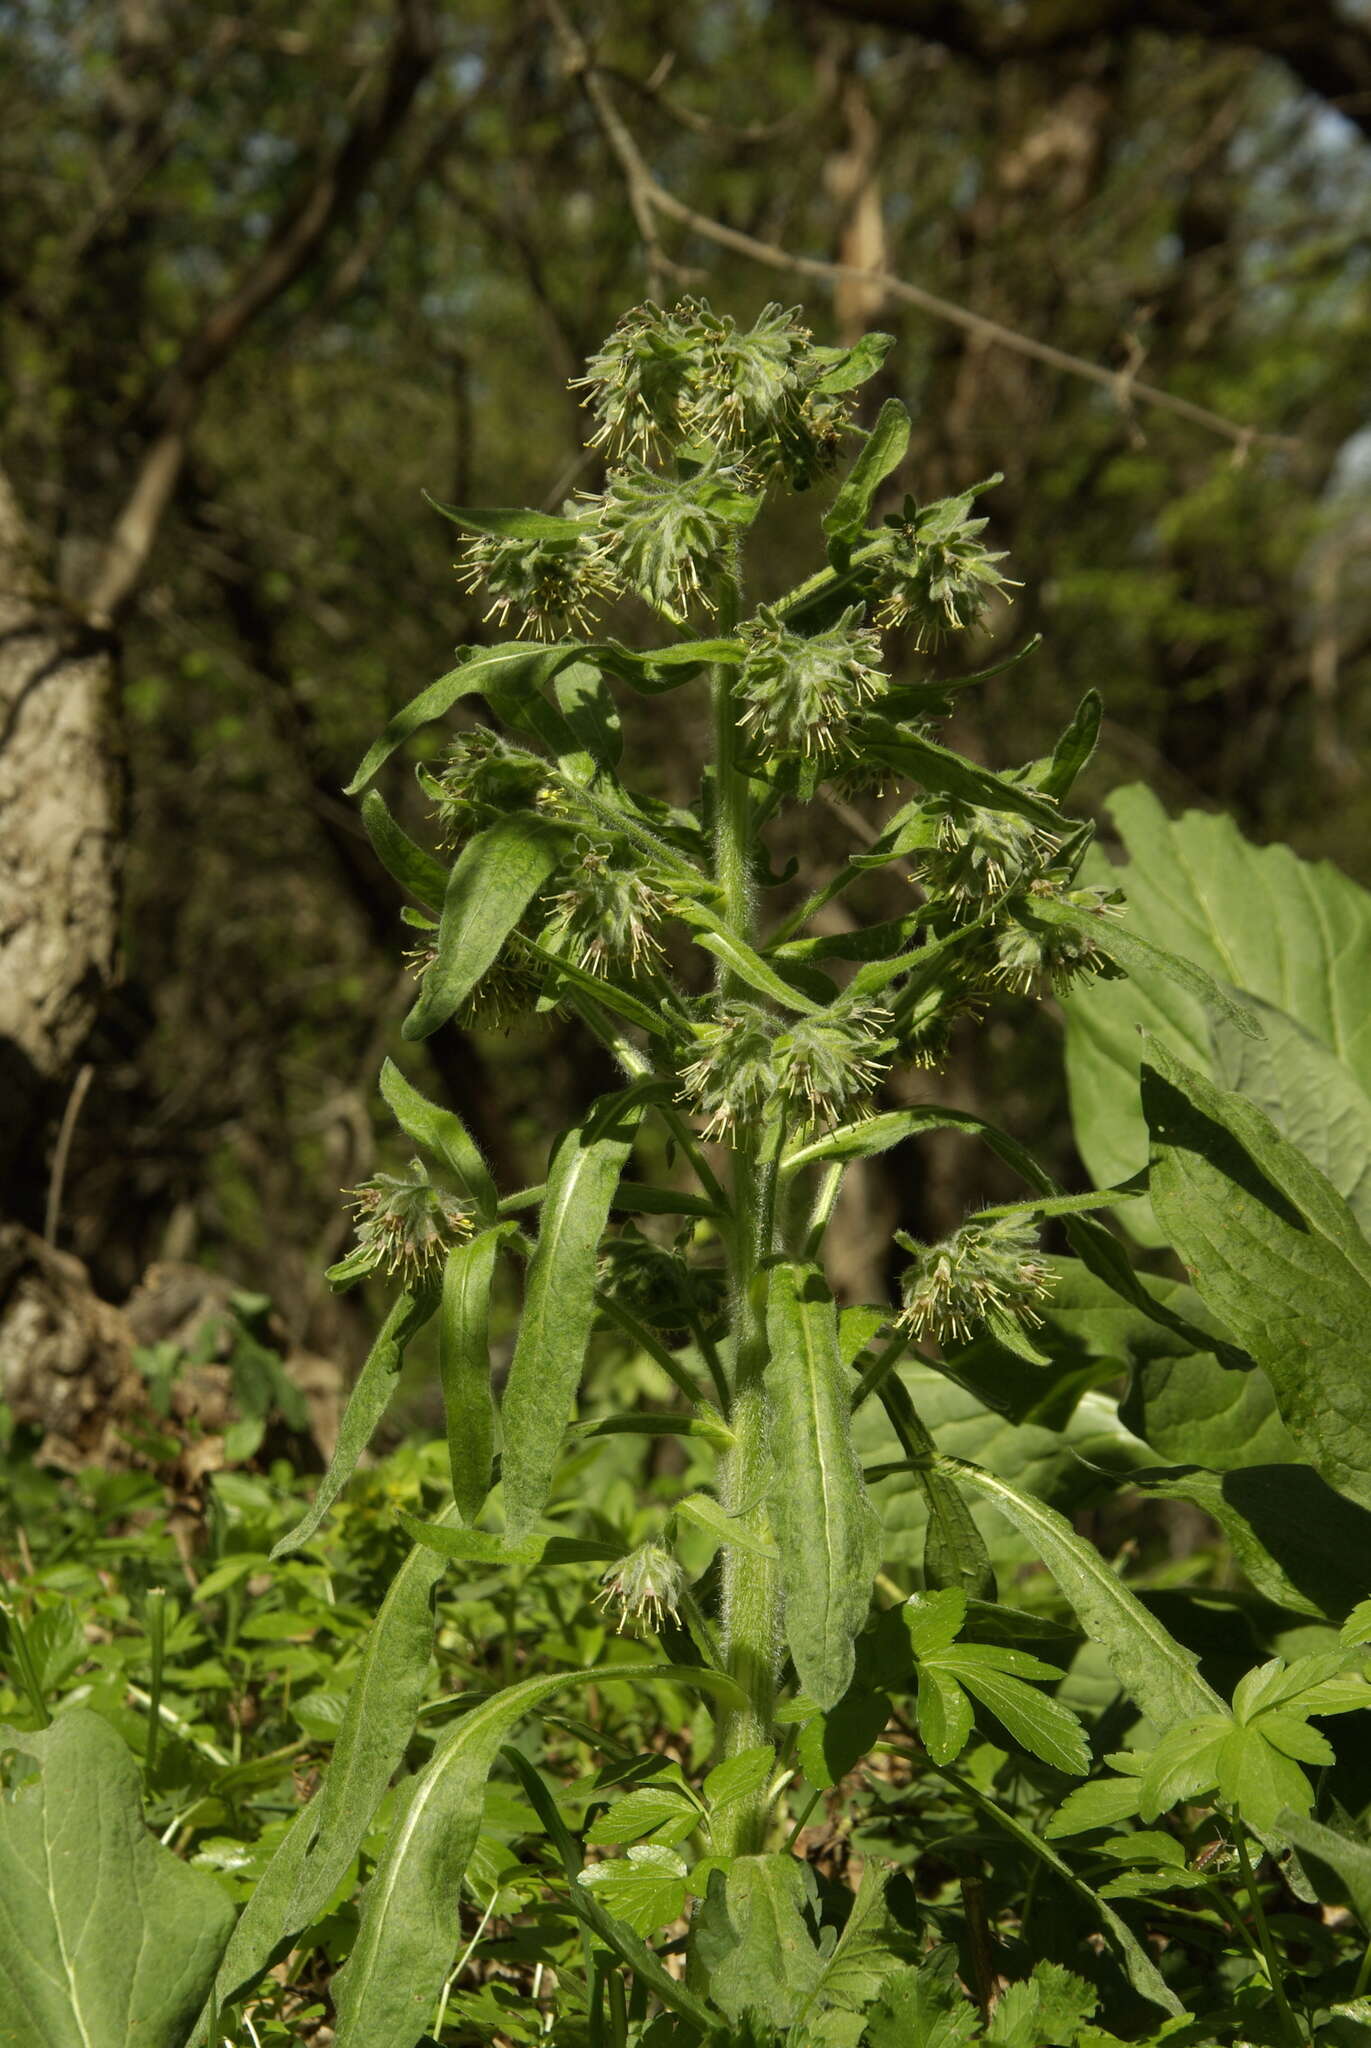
[1,0,1368,1361]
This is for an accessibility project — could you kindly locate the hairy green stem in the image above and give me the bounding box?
[710,570,783,1855]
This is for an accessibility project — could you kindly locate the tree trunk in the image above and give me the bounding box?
[0,466,123,1225]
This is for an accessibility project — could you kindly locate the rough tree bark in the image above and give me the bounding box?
[0,468,123,1223]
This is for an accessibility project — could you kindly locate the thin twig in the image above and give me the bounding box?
[555,19,1296,455]
[44,1062,94,1246]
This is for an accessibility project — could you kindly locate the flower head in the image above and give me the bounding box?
[343,1159,472,1284]
[456,507,618,640]
[542,839,668,976]
[738,605,886,762]
[991,885,1124,997]
[677,1000,779,1143]
[897,1215,1054,1347]
[595,455,754,617]
[877,487,1018,646]
[574,298,851,482]
[772,1003,893,1128]
[910,795,1059,916]
[422,730,553,849]
[596,1540,687,1634]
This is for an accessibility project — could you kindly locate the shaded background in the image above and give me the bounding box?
[2,0,1368,1373]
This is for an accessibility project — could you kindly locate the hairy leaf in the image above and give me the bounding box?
[0,1710,233,2048]
[403,811,567,1040]
[439,1226,508,1522]
[766,1264,882,1709]
[823,398,911,543]
[379,1057,497,1219]
[360,788,448,909]
[500,1087,644,1540]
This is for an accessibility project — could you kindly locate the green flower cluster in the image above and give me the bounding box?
[343,1160,471,1284]
[897,1214,1054,1346]
[678,998,892,1141]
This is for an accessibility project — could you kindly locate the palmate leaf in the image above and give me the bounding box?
[577,1845,688,1935]
[1143,1039,1371,1509]
[0,1711,234,2048]
[765,1263,882,1710]
[500,1085,646,1542]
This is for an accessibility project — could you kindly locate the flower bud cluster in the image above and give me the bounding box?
[598,1225,727,1335]
[897,1215,1054,1346]
[737,605,886,762]
[574,298,853,485]
[594,455,754,617]
[876,488,1018,647]
[596,1539,687,1634]
[343,1159,471,1284]
[910,796,1060,916]
[457,508,618,640]
[542,838,669,976]
[422,730,553,848]
[677,998,892,1141]
[992,884,1124,997]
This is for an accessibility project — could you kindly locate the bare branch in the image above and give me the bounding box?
[84,0,439,626]
[556,22,1295,455]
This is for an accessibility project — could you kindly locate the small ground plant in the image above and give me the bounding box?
[7,301,1371,2048]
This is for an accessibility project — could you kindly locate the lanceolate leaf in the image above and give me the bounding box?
[859,721,1063,832]
[360,789,448,909]
[284,1527,451,1933]
[936,1453,1223,1733]
[1035,690,1102,801]
[403,811,567,1041]
[271,1287,437,1560]
[766,1263,882,1710]
[331,1664,741,2048]
[346,642,593,794]
[0,1710,234,2048]
[1032,896,1258,1040]
[192,1808,315,2040]
[674,898,826,1014]
[379,1057,497,1219]
[823,398,912,544]
[440,1227,510,1523]
[500,1088,645,1541]
[1143,1039,1371,1510]
[422,496,586,540]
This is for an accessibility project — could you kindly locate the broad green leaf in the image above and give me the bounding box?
[937,1453,1223,1732]
[346,642,593,793]
[1143,1039,1371,1509]
[986,1963,1097,2048]
[271,1286,436,1559]
[935,1652,1089,1774]
[1279,1813,1371,1927]
[859,719,1063,832]
[865,1948,978,2048]
[439,1226,508,1522]
[796,1685,891,1788]
[500,1088,644,1540]
[1130,1464,1371,1621]
[1215,1720,1314,1830]
[379,1057,497,1218]
[586,1784,699,1848]
[360,789,447,909]
[915,1666,973,1765]
[822,398,911,543]
[331,1662,738,2047]
[766,1264,882,1709]
[1033,895,1259,1042]
[577,1845,688,1935]
[692,1854,823,2028]
[286,1528,450,1931]
[1212,993,1371,1238]
[403,812,567,1040]
[1063,785,1371,1241]
[902,1588,967,1659]
[1044,1776,1145,1838]
[703,1746,774,1813]
[1138,1718,1229,1820]
[0,1710,233,2048]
